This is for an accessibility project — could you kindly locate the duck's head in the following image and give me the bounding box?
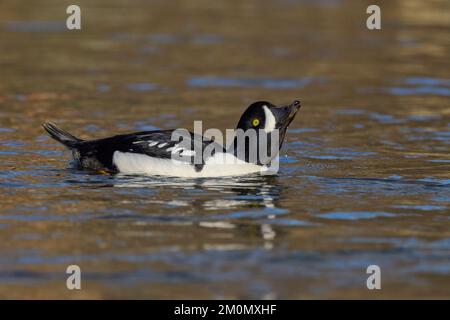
[232,100,301,164]
[237,100,301,141]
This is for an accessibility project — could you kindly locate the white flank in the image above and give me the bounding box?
[112,151,266,178]
[263,105,276,132]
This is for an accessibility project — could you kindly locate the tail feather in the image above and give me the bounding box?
[42,122,83,148]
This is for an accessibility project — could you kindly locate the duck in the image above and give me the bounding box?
[43,100,301,178]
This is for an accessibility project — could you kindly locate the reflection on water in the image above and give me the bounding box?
[112,174,283,215]
[5,21,66,33]
[187,76,325,89]
[0,0,449,299]
[382,77,450,96]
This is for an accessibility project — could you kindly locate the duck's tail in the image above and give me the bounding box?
[42,122,83,149]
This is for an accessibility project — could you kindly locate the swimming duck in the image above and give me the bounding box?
[43,100,301,177]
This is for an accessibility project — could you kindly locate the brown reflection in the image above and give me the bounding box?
[0,0,449,299]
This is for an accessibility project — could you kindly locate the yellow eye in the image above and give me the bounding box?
[252,118,260,127]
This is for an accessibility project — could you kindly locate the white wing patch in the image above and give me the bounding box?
[180,149,195,156]
[131,140,196,156]
[263,105,276,132]
[168,144,196,156]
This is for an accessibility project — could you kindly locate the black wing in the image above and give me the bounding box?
[75,130,224,171]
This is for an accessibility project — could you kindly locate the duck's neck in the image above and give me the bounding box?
[226,132,279,165]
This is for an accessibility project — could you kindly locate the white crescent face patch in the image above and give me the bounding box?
[263,105,276,132]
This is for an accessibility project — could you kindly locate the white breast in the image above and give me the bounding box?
[112,151,267,178]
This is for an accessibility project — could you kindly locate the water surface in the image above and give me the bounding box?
[0,0,449,298]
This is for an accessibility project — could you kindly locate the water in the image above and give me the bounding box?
[0,0,449,298]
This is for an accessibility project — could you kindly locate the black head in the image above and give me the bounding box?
[237,100,301,136]
[232,100,301,164]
